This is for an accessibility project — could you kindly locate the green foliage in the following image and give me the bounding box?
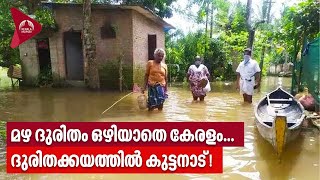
[205,38,229,80]
[0,120,5,143]
[0,1,58,67]
[99,61,121,90]
[166,0,319,83]
[133,65,145,87]
[0,1,23,67]
[275,0,319,58]
[165,0,251,82]
[93,0,177,18]
[38,65,53,87]
[165,29,239,82]
[221,31,248,62]
[52,0,177,18]
[228,2,247,33]
[99,59,133,91]
[34,8,58,32]
[0,67,11,88]
[212,0,231,27]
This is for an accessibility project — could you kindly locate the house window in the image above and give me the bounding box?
[148,34,157,60]
[101,24,116,39]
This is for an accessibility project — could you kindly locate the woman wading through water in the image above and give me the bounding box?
[142,48,168,111]
[187,56,210,101]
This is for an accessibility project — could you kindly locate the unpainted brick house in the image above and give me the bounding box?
[19,2,174,89]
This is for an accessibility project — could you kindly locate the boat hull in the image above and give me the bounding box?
[255,117,303,148]
[254,87,305,156]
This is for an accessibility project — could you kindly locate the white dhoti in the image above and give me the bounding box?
[239,78,255,95]
[236,59,261,96]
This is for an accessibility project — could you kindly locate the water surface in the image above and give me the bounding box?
[0,77,319,180]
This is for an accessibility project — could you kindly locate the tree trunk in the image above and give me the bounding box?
[290,37,300,94]
[259,0,272,81]
[266,0,272,23]
[210,1,214,38]
[245,0,253,49]
[247,29,255,50]
[245,0,252,31]
[205,1,209,35]
[204,1,209,59]
[297,34,307,90]
[259,46,265,72]
[83,0,100,89]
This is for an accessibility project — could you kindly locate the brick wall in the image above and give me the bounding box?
[132,10,165,87]
[49,6,134,89]
[50,7,83,81]
[91,9,133,66]
[92,9,134,90]
[30,5,166,89]
[19,39,40,86]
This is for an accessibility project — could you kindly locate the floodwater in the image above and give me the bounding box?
[0,76,319,180]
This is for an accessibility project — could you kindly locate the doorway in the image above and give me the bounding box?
[148,34,157,60]
[64,32,84,81]
[37,38,52,85]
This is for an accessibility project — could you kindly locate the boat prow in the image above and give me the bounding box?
[254,87,305,157]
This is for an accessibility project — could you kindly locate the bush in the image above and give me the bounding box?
[99,59,133,91]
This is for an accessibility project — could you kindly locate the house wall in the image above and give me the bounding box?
[19,39,40,86]
[49,6,134,89]
[132,10,165,87]
[48,6,83,84]
[18,5,167,89]
[92,9,134,90]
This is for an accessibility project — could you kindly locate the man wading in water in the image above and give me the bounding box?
[236,48,261,103]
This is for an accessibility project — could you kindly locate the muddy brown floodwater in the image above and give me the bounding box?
[0,76,319,180]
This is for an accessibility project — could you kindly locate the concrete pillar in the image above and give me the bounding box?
[19,39,40,86]
[49,36,60,83]
[49,34,68,87]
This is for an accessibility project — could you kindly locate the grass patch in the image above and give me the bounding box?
[0,66,11,88]
[0,121,5,143]
[0,121,6,168]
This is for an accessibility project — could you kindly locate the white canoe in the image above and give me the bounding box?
[254,87,305,157]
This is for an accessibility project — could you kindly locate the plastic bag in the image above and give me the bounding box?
[299,94,316,111]
[137,94,147,110]
[203,80,211,92]
[132,83,141,93]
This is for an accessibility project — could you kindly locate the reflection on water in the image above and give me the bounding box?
[0,77,319,180]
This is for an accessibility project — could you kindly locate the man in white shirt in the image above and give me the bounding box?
[236,48,261,103]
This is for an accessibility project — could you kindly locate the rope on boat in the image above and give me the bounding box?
[101,92,134,115]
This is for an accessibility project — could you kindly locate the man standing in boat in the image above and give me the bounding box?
[236,48,261,103]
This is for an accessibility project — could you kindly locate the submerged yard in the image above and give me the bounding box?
[0,76,319,179]
[0,0,318,178]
